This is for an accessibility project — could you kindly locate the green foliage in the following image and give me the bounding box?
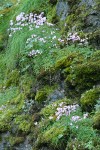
[37,105,99,149]
[47,6,59,23]
[80,88,100,111]
[0,0,100,149]
[9,136,24,146]
[40,98,71,118]
[0,86,19,106]
[38,117,70,149]
[5,69,20,87]
[35,85,56,103]
[35,90,47,103]
[65,50,100,97]
[0,105,19,132]
[14,114,32,133]
[93,110,100,130]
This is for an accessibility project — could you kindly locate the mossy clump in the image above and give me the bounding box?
[14,114,32,134]
[0,106,18,132]
[5,69,20,87]
[47,5,59,24]
[35,90,47,103]
[37,118,70,149]
[0,121,11,132]
[0,92,26,133]
[88,30,100,49]
[40,98,71,119]
[66,59,100,95]
[55,53,77,70]
[80,88,100,111]
[93,111,100,130]
[35,85,56,103]
[19,74,33,97]
[66,139,87,150]
[9,136,24,146]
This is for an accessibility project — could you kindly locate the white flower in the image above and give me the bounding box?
[10,20,13,26]
[34,122,38,125]
[49,116,53,120]
[83,113,88,119]
[52,36,56,40]
[71,116,81,122]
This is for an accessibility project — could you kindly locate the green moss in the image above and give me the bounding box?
[0,106,18,132]
[0,86,19,106]
[9,93,25,105]
[80,88,100,111]
[9,136,24,146]
[88,30,100,49]
[47,6,59,23]
[0,91,25,132]
[19,74,33,96]
[41,98,71,118]
[37,116,70,149]
[35,90,47,103]
[14,114,32,133]
[66,139,87,150]
[5,69,20,87]
[55,52,78,70]
[0,121,11,132]
[66,58,100,96]
[35,85,57,103]
[93,111,100,130]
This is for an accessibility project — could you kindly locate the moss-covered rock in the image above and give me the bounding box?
[66,58,100,97]
[88,30,100,49]
[93,111,100,130]
[0,121,11,132]
[35,90,47,103]
[37,118,70,150]
[47,6,59,23]
[5,69,20,87]
[66,139,87,150]
[0,106,18,132]
[35,85,57,103]
[80,88,100,111]
[14,114,32,134]
[9,136,24,146]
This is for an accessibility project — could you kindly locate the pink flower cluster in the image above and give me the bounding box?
[71,113,88,122]
[28,50,42,57]
[8,12,47,37]
[55,103,79,120]
[67,32,80,42]
[58,32,88,46]
[71,116,81,122]
[67,32,88,45]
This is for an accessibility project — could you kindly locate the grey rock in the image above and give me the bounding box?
[79,0,96,8]
[47,89,65,103]
[56,0,70,20]
[79,0,100,30]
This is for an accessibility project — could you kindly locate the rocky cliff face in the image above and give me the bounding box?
[54,0,100,48]
[0,0,100,150]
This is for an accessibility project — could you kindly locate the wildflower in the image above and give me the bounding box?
[34,122,38,125]
[52,36,56,40]
[55,103,79,120]
[83,113,88,119]
[10,20,13,26]
[49,116,53,120]
[70,123,73,126]
[46,22,54,26]
[71,116,81,122]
